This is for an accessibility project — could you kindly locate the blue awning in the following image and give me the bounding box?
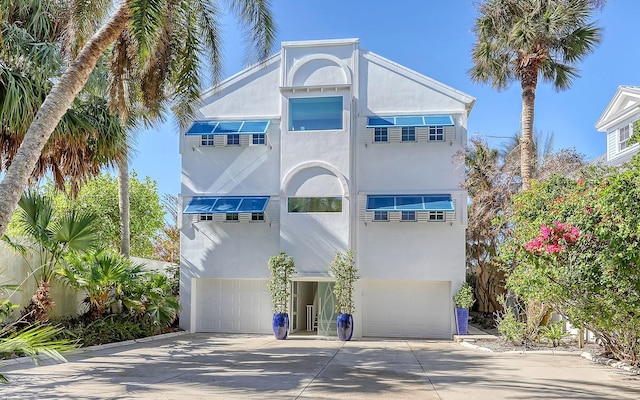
[366,194,454,212]
[184,196,270,214]
[185,120,270,135]
[366,115,454,128]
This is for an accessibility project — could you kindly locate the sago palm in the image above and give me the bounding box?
[4,190,98,322]
[0,0,276,238]
[469,0,601,189]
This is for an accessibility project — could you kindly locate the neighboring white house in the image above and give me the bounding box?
[595,85,640,166]
[179,38,475,339]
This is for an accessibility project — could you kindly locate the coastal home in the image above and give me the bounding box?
[179,39,475,339]
[595,85,640,166]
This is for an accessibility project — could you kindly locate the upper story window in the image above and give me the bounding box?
[374,128,388,142]
[429,126,444,141]
[253,133,265,145]
[289,97,343,131]
[401,211,416,221]
[402,127,416,142]
[288,197,342,213]
[373,211,388,221]
[201,134,214,146]
[619,124,631,151]
[227,134,240,146]
[226,213,239,222]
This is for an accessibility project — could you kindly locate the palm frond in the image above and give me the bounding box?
[229,0,277,66]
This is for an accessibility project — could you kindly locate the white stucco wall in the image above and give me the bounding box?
[180,39,474,335]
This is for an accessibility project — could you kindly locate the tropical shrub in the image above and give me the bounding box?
[453,282,476,309]
[4,190,98,323]
[268,252,295,314]
[501,158,640,365]
[329,250,359,315]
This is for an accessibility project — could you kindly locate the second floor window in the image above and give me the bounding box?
[253,133,265,145]
[402,127,416,142]
[619,124,631,151]
[374,127,388,142]
[289,97,343,131]
[201,134,215,146]
[429,126,444,141]
[227,134,240,146]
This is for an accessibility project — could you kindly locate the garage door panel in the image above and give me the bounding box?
[196,279,272,333]
[362,281,451,339]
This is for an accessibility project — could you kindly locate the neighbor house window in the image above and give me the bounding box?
[288,197,342,213]
[227,134,240,146]
[226,213,239,221]
[374,127,388,142]
[289,97,343,131]
[373,211,388,221]
[619,124,631,151]
[200,214,213,221]
[253,133,265,145]
[429,126,444,141]
[429,211,445,222]
[401,211,416,221]
[402,127,416,142]
[251,212,265,221]
[201,134,215,146]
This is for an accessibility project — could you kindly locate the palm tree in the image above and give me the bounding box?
[1,1,128,196]
[57,249,145,321]
[4,190,98,323]
[0,0,277,239]
[469,0,601,189]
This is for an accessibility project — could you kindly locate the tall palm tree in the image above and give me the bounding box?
[0,0,276,239]
[469,0,601,189]
[4,190,98,323]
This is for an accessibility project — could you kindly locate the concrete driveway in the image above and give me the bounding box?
[2,333,640,399]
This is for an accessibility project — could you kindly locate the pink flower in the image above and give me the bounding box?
[546,244,564,253]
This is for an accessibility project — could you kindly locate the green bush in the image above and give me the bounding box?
[453,282,476,309]
[538,321,567,347]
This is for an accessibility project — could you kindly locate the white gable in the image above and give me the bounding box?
[595,86,640,132]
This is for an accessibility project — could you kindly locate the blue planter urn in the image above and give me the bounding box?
[336,313,354,341]
[272,313,289,340]
[455,307,469,335]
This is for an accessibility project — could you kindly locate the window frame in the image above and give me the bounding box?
[287,197,343,213]
[374,127,388,143]
[288,96,343,132]
[401,211,416,222]
[619,124,631,151]
[252,133,266,145]
[199,214,213,221]
[401,126,416,142]
[225,213,239,222]
[429,126,444,141]
[373,211,389,221]
[428,211,445,222]
[251,212,265,221]
[226,134,240,146]
[201,134,215,147]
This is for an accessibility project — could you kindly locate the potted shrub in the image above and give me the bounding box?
[268,252,295,340]
[453,281,475,335]
[329,250,359,341]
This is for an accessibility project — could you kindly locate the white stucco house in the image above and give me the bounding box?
[179,38,475,339]
[595,85,640,166]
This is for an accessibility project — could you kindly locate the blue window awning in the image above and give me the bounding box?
[366,194,454,212]
[366,115,454,128]
[184,196,270,214]
[185,120,270,135]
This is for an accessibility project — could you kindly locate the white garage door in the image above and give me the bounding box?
[362,281,451,339]
[196,279,272,333]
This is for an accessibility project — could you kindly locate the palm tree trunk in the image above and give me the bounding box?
[520,68,538,190]
[117,154,131,257]
[0,2,131,238]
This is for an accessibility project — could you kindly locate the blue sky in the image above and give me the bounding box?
[129,0,640,197]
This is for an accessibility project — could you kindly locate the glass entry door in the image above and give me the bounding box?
[317,282,337,336]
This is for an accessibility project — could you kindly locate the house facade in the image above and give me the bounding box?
[179,39,475,339]
[595,85,640,166]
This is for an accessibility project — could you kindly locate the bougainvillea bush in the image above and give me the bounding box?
[501,157,640,365]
